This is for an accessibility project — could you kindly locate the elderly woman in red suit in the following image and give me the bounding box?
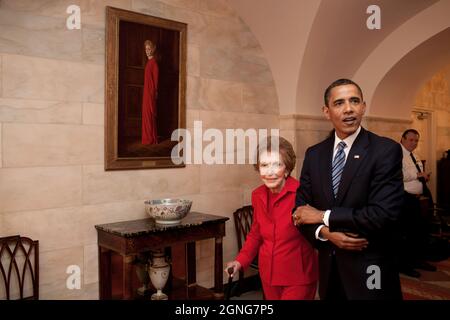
[225,137,318,300]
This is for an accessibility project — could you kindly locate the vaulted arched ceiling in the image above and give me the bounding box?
[369,28,450,118]
[296,0,439,116]
[228,0,449,119]
[228,0,321,114]
[354,0,450,118]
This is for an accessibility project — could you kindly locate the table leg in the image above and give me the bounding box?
[98,246,112,300]
[214,237,224,298]
[186,242,196,287]
[164,247,173,292]
[122,255,134,300]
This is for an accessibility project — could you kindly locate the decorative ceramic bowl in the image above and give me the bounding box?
[145,199,192,225]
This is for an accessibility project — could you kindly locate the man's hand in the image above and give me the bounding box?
[292,205,324,226]
[320,227,368,251]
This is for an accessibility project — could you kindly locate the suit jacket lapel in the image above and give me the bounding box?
[335,128,369,205]
[320,137,335,206]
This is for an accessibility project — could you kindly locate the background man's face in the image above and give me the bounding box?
[401,132,419,152]
[323,84,366,140]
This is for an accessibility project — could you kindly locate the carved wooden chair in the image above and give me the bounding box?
[0,235,39,300]
[233,205,260,296]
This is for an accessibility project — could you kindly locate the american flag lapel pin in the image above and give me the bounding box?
[354,155,360,159]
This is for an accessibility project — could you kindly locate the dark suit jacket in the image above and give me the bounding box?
[294,127,404,300]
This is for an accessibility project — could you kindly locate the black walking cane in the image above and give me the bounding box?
[225,267,234,300]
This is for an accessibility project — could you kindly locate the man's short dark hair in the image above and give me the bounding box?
[402,129,420,139]
[324,79,364,106]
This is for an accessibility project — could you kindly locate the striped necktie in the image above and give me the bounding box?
[332,141,347,197]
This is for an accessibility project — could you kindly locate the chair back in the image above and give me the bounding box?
[233,205,254,251]
[0,235,39,300]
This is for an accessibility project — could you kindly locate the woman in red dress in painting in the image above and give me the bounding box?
[142,40,159,145]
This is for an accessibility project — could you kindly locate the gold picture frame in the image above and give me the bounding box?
[105,6,187,170]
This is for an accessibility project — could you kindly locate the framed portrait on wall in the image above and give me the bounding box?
[105,6,187,170]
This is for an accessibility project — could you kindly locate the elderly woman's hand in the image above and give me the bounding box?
[292,205,324,226]
[224,260,241,278]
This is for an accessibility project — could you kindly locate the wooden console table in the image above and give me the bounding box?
[95,212,229,300]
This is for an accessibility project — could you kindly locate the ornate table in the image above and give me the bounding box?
[95,212,229,300]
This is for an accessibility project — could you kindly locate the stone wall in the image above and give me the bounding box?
[415,67,450,160]
[0,0,279,299]
[280,114,411,177]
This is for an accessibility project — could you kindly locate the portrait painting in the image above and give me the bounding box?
[105,6,187,170]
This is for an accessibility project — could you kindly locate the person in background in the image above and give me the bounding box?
[398,129,437,278]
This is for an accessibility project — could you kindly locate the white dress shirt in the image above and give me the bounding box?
[315,126,362,241]
[401,144,423,195]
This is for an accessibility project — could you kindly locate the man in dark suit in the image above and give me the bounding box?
[292,79,404,300]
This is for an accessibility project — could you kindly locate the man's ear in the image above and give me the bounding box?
[322,106,330,119]
[361,101,367,115]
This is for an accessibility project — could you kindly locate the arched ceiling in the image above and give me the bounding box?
[296,0,438,115]
[228,0,448,118]
[227,0,321,115]
[354,0,450,118]
[370,28,450,119]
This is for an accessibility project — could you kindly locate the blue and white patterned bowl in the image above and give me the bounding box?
[144,199,192,225]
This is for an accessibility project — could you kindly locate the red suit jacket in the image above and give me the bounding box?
[141,57,159,145]
[236,177,318,286]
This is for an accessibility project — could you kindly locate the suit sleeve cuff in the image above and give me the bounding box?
[323,210,331,227]
[315,225,328,241]
[328,207,355,232]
